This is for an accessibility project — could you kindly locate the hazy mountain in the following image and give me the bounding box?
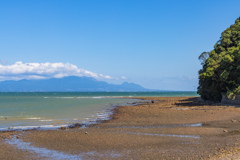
[0,76,148,92]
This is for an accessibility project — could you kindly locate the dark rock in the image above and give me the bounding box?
[96,119,102,123]
[60,127,67,130]
[68,123,83,129]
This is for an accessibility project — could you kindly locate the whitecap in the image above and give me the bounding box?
[39,119,54,122]
[25,118,41,120]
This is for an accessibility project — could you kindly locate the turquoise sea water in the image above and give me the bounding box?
[0,92,198,131]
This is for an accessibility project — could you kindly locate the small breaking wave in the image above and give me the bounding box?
[39,119,54,122]
[25,117,41,120]
[0,124,69,131]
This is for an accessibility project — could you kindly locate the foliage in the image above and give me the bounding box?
[198,52,209,65]
[198,17,240,102]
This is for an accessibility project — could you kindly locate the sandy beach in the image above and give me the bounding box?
[1,97,240,159]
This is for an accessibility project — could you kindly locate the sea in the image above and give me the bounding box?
[0,91,198,131]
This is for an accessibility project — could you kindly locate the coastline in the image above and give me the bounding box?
[0,94,144,132]
[1,96,240,159]
[0,97,145,132]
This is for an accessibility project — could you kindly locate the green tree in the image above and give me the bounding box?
[198,17,240,102]
[198,51,209,65]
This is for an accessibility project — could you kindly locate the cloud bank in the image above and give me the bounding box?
[0,61,119,81]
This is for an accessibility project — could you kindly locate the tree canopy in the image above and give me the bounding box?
[198,17,240,102]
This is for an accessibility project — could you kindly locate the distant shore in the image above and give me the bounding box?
[1,97,240,159]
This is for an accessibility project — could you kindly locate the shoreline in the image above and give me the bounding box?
[1,96,240,159]
[0,97,146,132]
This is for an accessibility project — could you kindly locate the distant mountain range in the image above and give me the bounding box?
[0,76,149,92]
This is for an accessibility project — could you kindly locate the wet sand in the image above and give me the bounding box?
[1,97,240,159]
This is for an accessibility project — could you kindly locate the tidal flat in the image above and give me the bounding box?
[1,97,240,159]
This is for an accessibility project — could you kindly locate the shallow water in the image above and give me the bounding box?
[111,123,203,129]
[6,136,122,160]
[122,132,200,139]
[6,136,82,160]
[0,92,198,131]
[0,92,143,131]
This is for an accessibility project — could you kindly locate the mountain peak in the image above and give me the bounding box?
[0,76,148,92]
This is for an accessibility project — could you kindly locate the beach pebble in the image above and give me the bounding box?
[85,132,88,134]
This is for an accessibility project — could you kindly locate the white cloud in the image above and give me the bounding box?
[0,61,120,81]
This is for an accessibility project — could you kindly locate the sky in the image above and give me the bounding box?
[0,0,240,91]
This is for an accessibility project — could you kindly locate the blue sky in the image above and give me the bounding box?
[0,0,240,91]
